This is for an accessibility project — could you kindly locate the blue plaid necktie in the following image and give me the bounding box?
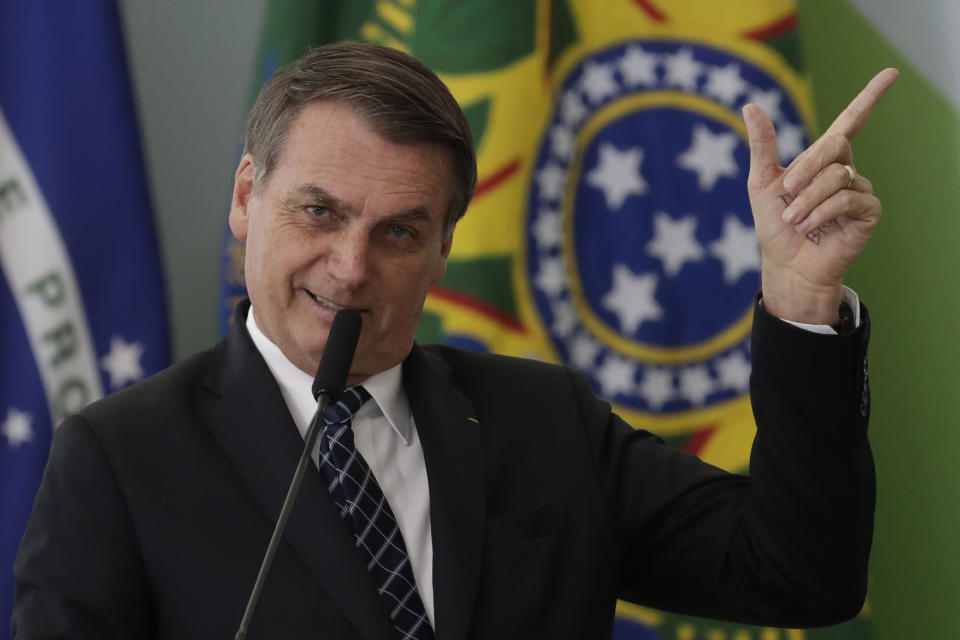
[318,386,434,640]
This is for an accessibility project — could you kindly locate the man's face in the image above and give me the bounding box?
[229,101,454,383]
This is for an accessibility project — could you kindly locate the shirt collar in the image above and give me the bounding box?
[245,306,412,444]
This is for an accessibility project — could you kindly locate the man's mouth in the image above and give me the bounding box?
[308,291,368,315]
[310,292,346,311]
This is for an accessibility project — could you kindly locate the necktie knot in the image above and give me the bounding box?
[323,385,371,426]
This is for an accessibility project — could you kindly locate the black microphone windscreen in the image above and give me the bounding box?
[311,309,362,400]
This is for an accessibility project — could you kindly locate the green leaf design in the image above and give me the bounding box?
[763,29,804,73]
[410,1,536,74]
[462,97,492,150]
[549,0,579,68]
[439,254,517,318]
[414,309,446,344]
[252,0,379,100]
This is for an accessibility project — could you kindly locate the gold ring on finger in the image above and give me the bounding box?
[842,163,857,189]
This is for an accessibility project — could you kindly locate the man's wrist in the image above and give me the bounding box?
[764,286,861,335]
[760,269,843,324]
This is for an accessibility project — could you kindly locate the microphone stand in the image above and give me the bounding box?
[234,308,361,639]
[234,396,330,640]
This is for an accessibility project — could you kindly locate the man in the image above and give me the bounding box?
[12,43,894,639]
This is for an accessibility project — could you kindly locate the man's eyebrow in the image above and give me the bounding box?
[291,185,435,225]
[291,184,348,211]
[384,207,431,225]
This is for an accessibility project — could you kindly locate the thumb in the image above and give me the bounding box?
[742,103,781,186]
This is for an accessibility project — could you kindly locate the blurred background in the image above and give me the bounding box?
[2,1,956,638]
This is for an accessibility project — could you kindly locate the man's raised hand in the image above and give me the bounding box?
[743,68,898,324]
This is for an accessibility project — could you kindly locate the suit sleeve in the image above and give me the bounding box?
[12,416,156,639]
[575,301,874,627]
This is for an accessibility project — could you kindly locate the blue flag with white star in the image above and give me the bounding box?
[0,1,169,633]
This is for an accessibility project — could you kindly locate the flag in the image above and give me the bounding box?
[0,1,170,634]
[220,1,872,637]
[796,1,960,638]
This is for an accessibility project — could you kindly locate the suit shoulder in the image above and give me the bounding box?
[416,343,582,394]
[419,343,567,375]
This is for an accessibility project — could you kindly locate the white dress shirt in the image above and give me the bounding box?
[245,309,435,625]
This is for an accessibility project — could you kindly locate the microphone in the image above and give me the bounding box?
[311,308,362,401]
[235,309,362,640]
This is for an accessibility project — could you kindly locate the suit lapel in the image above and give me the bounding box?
[203,302,397,640]
[404,345,485,640]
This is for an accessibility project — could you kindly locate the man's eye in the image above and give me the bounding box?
[306,205,329,217]
[390,226,412,238]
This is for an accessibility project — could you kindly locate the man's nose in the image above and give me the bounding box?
[327,231,370,289]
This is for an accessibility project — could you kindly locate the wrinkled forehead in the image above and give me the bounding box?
[270,103,454,218]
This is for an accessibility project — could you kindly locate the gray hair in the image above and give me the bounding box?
[243,42,477,235]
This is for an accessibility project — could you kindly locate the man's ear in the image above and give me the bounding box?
[229,154,256,240]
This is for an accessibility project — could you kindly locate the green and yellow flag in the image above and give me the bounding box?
[796,2,959,638]
[221,1,875,638]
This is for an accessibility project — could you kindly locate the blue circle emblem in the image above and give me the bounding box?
[526,40,808,414]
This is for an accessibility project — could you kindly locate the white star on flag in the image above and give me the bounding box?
[560,90,588,127]
[601,263,662,333]
[586,143,648,210]
[532,208,562,249]
[748,88,783,123]
[101,336,146,389]
[536,163,567,201]
[618,46,658,87]
[776,122,806,164]
[645,212,705,276]
[680,365,715,405]
[552,301,578,338]
[709,215,762,284]
[535,256,567,297]
[569,333,601,370]
[676,123,740,191]
[704,63,748,106]
[595,354,638,397]
[638,368,674,409]
[580,61,618,103]
[716,351,752,393]
[2,407,34,448]
[550,125,575,160]
[663,48,702,91]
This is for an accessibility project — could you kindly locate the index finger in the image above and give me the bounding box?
[823,68,899,141]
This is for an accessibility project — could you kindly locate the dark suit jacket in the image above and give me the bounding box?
[12,300,874,639]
